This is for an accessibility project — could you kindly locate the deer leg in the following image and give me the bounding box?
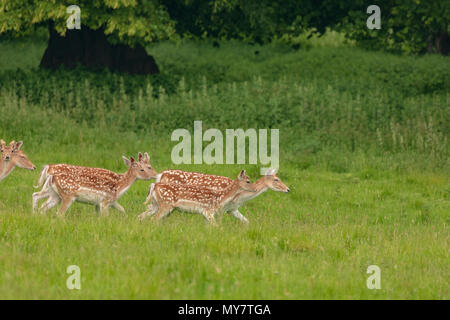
[33,176,62,214]
[111,202,126,214]
[138,204,158,221]
[32,191,49,213]
[32,186,54,213]
[230,209,249,224]
[138,196,160,221]
[138,203,158,221]
[33,191,59,213]
[203,210,218,226]
[57,196,75,217]
[153,204,172,222]
[40,195,60,213]
[39,187,61,213]
[32,175,54,213]
[99,201,110,217]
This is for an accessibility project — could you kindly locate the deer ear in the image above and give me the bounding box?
[265,168,276,176]
[138,152,143,162]
[14,141,23,151]
[0,139,5,149]
[238,169,246,180]
[144,152,150,163]
[122,156,131,167]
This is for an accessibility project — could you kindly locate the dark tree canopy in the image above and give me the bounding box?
[0,0,447,72]
[0,0,177,73]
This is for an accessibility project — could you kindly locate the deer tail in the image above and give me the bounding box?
[34,165,49,189]
[144,183,155,205]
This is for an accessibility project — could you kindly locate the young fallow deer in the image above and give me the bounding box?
[32,152,157,216]
[138,170,256,225]
[148,168,289,223]
[0,140,36,183]
[223,168,290,223]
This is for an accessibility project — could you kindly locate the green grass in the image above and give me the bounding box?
[0,162,448,299]
[0,37,448,299]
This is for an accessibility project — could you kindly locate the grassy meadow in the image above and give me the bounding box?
[0,36,449,299]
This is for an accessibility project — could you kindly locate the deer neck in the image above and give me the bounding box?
[115,168,137,199]
[232,177,268,204]
[217,180,244,206]
[0,159,16,182]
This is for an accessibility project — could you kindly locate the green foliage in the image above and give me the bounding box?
[165,0,449,54]
[341,0,450,54]
[1,0,448,54]
[0,39,448,165]
[164,0,351,43]
[273,28,354,50]
[0,0,176,46]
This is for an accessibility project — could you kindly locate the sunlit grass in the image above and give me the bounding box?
[0,38,448,299]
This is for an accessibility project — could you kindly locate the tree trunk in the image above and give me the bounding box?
[40,22,160,74]
[427,31,449,55]
[434,31,449,55]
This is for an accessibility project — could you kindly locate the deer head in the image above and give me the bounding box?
[0,140,36,170]
[236,170,257,192]
[122,152,158,180]
[263,168,290,193]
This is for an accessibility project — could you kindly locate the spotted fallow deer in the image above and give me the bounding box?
[0,140,36,183]
[32,153,157,216]
[223,168,290,223]
[138,170,257,225]
[149,168,289,223]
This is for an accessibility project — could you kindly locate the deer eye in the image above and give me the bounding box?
[274,179,279,182]
[140,169,145,172]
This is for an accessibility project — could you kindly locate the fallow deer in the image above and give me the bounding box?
[148,168,289,223]
[223,168,290,223]
[138,170,256,225]
[0,140,36,183]
[32,152,157,216]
